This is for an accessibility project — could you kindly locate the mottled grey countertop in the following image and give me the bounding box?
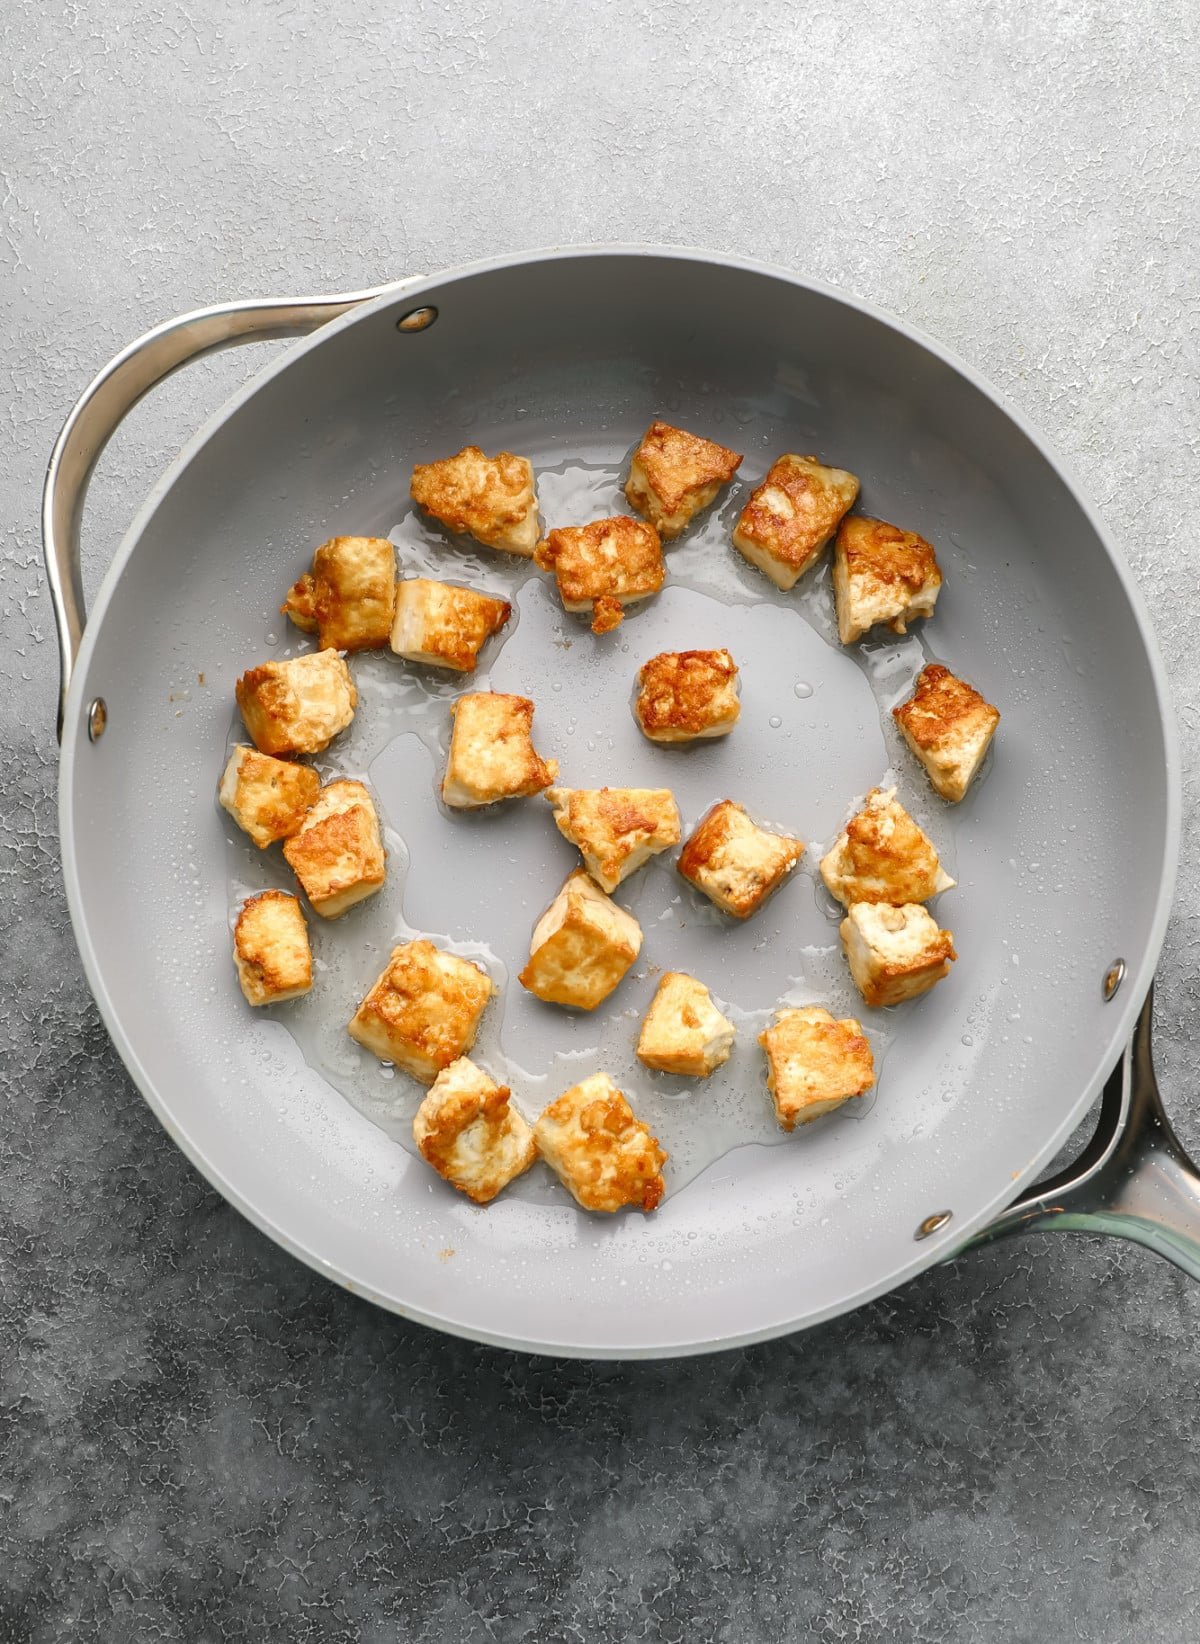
[5,3,1200,1639]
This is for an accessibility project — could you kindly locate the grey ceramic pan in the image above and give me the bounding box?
[45,248,1199,1358]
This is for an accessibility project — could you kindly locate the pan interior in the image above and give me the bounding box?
[62,253,1174,1354]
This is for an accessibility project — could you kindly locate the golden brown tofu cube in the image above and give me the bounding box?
[840,902,956,1007]
[390,578,511,672]
[282,779,386,918]
[819,787,954,907]
[534,1073,667,1213]
[348,940,494,1082]
[624,420,743,539]
[545,785,680,893]
[410,446,540,555]
[636,972,735,1078]
[519,870,642,1010]
[218,745,321,849]
[233,890,312,1007]
[677,800,804,920]
[441,692,558,808]
[235,649,357,756]
[832,515,942,645]
[281,536,397,651]
[413,1057,538,1204]
[535,516,665,634]
[893,663,1000,803]
[731,454,860,589]
[634,648,741,743]
[759,1006,875,1130]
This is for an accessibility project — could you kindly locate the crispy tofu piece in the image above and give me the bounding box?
[833,515,942,645]
[348,940,494,1081]
[390,578,511,672]
[731,454,860,589]
[820,786,955,907]
[624,420,743,540]
[840,902,956,1007]
[441,692,558,808]
[535,516,664,634]
[413,1057,537,1204]
[218,745,320,848]
[634,648,741,743]
[519,869,642,1010]
[233,890,312,1007]
[534,1073,667,1213]
[280,574,318,632]
[545,786,680,893]
[678,800,804,919]
[281,536,397,652]
[636,972,735,1077]
[893,663,1000,803]
[235,649,357,756]
[411,446,540,556]
[282,779,386,918]
[759,1006,875,1130]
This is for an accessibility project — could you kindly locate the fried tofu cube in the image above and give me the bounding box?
[534,1073,667,1213]
[759,1006,875,1130]
[441,692,558,808]
[413,1057,537,1204]
[233,890,312,1007]
[677,800,804,920]
[282,779,386,918]
[390,578,511,672]
[820,786,955,908]
[833,515,942,645]
[893,663,1000,803]
[281,536,397,651]
[218,745,321,848]
[519,869,642,1010]
[235,649,357,756]
[545,785,681,893]
[731,453,860,589]
[840,902,956,1007]
[636,972,735,1077]
[410,446,540,556]
[624,420,743,539]
[535,516,664,634]
[634,648,741,743]
[348,940,494,1081]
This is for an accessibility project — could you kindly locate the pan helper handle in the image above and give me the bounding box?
[965,985,1200,1279]
[42,279,419,739]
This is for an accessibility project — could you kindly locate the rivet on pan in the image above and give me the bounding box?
[396,305,438,333]
[87,697,108,742]
[1103,958,1126,1002]
[915,1210,953,1241]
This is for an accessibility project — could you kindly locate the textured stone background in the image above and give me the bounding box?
[4,2,1200,1639]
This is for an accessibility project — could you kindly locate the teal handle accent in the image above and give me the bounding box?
[965,985,1200,1279]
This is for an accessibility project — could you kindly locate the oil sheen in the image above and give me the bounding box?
[223,456,957,1206]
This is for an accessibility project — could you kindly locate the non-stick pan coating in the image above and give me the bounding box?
[59,251,1178,1356]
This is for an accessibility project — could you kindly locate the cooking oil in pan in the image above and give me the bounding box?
[222,453,960,1204]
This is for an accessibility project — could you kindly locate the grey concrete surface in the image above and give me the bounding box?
[4,1,1200,1639]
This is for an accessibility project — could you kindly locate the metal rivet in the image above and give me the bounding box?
[396,305,438,333]
[915,1210,953,1241]
[87,697,107,742]
[1103,958,1126,1002]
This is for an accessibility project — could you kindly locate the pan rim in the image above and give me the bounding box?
[58,244,1182,1357]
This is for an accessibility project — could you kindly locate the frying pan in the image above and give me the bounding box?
[44,248,1200,1358]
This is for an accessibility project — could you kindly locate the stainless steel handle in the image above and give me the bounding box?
[967,985,1200,1277]
[42,281,413,737]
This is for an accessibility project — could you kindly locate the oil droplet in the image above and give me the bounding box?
[961,1034,974,1047]
[768,714,782,728]
[794,681,813,698]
